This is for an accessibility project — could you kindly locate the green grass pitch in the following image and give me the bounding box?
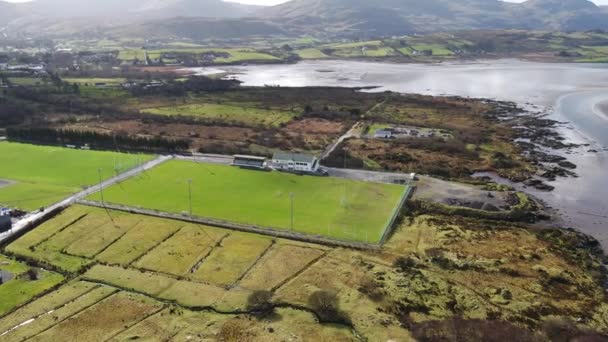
[0,142,153,210]
[88,160,408,243]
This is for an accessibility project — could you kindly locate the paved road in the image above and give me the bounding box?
[0,155,173,244]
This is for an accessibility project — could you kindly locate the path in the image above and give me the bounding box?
[319,121,363,160]
[0,155,172,244]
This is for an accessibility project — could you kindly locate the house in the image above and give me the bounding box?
[232,155,267,170]
[374,129,394,139]
[272,152,319,173]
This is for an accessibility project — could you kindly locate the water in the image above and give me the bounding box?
[197,59,608,249]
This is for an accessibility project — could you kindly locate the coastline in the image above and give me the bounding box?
[595,100,608,119]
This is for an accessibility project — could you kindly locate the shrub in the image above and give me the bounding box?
[246,290,274,317]
[308,290,350,324]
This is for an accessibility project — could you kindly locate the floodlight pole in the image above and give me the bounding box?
[97,168,105,206]
[290,192,294,231]
[188,179,193,217]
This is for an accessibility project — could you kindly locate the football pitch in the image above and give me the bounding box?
[89,160,408,243]
[0,142,153,210]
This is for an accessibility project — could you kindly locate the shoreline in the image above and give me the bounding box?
[595,100,608,120]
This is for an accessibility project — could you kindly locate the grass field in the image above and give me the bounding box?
[88,160,407,243]
[296,48,329,59]
[0,142,153,210]
[141,102,295,126]
[0,255,65,316]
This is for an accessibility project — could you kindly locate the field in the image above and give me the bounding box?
[0,142,153,210]
[0,255,64,316]
[0,206,608,342]
[296,48,329,59]
[88,160,407,243]
[1,204,607,340]
[141,102,296,126]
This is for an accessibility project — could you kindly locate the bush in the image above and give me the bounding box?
[308,290,350,324]
[246,290,274,317]
[393,256,417,272]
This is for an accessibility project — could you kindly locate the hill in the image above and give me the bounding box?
[1,0,608,39]
[0,0,259,22]
[257,0,608,36]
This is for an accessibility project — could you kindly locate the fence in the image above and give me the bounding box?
[76,200,382,251]
[379,184,415,246]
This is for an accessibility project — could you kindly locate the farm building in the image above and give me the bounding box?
[232,155,267,170]
[0,208,11,233]
[272,152,320,173]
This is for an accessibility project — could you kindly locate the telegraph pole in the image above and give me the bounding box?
[188,179,193,217]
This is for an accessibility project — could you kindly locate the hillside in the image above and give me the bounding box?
[258,0,608,36]
[1,0,608,39]
[0,0,259,22]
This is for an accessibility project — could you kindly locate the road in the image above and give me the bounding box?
[319,121,363,160]
[0,155,172,244]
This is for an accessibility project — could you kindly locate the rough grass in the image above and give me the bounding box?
[82,265,249,312]
[95,217,183,266]
[0,142,152,210]
[190,233,273,286]
[27,292,162,342]
[134,224,224,276]
[0,284,117,342]
[141,102,295,126]
[5,207,128,273]
[238,243,325,290]
[110,307,355,342]
[0,281,95,335]
[89,160,407,243]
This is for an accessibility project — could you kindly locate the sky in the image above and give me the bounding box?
[3,0,608,5]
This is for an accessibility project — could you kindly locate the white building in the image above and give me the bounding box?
[374,129,394,139]
[272,152,320,173]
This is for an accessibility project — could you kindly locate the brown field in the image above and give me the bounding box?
[28,292,162,342]
[238,242,327,291]
[2,205,606,341]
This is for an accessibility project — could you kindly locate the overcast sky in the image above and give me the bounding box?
[4,0,608,5]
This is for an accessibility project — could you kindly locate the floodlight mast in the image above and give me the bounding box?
[290,192,294,231]
[97,168,105,206]
[188,179,193,217]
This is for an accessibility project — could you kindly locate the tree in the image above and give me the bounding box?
[26,268,39,281]
[308,290,350,324]
[246,290,274,317]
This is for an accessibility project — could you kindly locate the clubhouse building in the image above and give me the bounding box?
[271,152,320,173]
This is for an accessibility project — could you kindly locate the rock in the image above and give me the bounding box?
[481,203,500,212]
[557,161,577,169]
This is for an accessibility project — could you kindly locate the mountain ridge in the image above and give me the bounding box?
[1,0,607,39]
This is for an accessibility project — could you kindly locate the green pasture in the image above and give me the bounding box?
[141,102,295,126]
[296,48,329,59]
[0,255,65,316]
[0,142,152,210]
[88,160,408,243]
